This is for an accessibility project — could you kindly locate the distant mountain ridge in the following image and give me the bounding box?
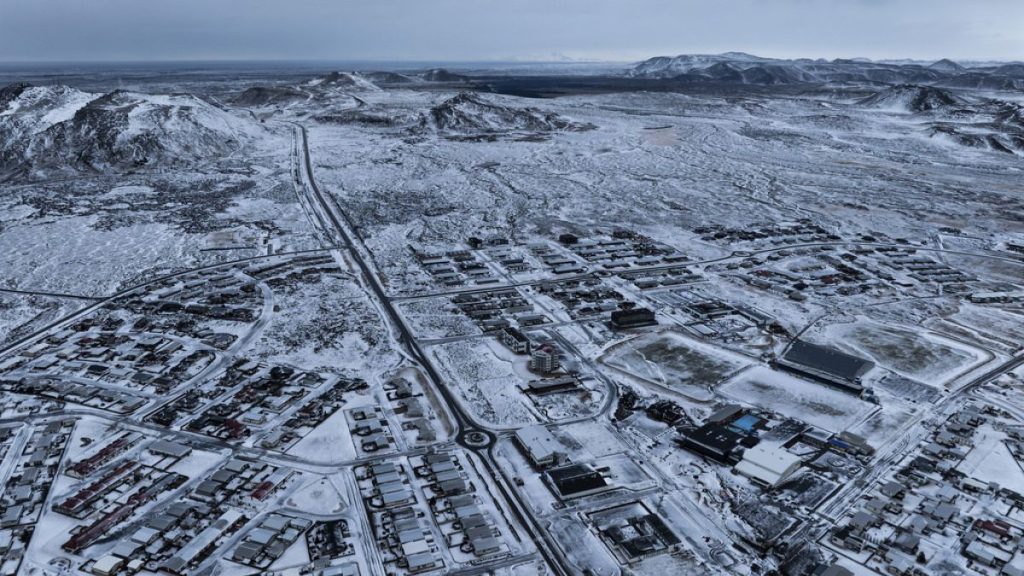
[627,53,1024,89]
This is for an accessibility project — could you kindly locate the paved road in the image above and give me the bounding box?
[289,122,572,576]
[0,287,101,301]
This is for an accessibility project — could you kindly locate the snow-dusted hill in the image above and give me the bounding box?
[0,84,266,175]
[419,68,470,83]
[0,83,96,150]
[627,52,772,77]
[232,85,309,107]
[858,84,963,112]
[928,58,965,74]
[418,92,593,138]
[306,71,381,92]
[364,71,417,84]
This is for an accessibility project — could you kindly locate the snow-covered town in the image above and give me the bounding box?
[1,3,1024,575]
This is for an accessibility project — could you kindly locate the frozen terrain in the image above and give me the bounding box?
[0,55,1022,576]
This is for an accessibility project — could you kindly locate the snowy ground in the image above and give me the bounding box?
[242,268,402,377]
[719,366,876,433]
[1,66,1023,576]
[600,329,752,402]
[820,318,989,386]
[0,292,84,348]
[427,338,537,428]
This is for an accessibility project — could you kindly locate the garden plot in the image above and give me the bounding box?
[719,366,875,433]
[826,320,987,385]
[600,330,750,402]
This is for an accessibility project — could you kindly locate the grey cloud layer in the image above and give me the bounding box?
[0,0,1020,62]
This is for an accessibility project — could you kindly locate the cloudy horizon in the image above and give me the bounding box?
[0,0,1021,64]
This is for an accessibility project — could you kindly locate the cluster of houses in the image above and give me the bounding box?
[413,452,508,560]
[1,323,213,401]
[695,219,834,245]
[452,288,545,334]
[830,404,1024,575]
[619,265,701,290]
[535,278,625,320]
[348,406,397,455]
[231,514,313,569]
[361,450,513,572]
[149,360,340,442]
[0,420,74,574]
[733,247,890,302]
[559,229,687,271]
[414,247,499,287]
[528,240,587,275]
[60,437,293,575]
[259,377,362,451]
[385,377,438,445]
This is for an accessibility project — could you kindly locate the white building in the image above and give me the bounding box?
[529,345,560,374]
[514,425,567,468]
[734,442,802,488]
[92,556,124,576]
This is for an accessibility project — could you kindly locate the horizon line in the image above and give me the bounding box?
[0,53,1020,67]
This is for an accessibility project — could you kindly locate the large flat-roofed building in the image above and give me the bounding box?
[499,327,531,354]
[148,439,192,459]
[680,422,746,463]
[518,375,580,396]
[777,340,874,393]
[546,463,612,499]
[529,345,560,374]
[733,442,802,488]
[514,425,567,468]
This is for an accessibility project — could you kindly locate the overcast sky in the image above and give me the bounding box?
[1,0,1021,63]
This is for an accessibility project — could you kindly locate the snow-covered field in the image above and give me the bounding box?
[600,329,751,402]
[427,338,537,428]
[719,366,876,432]
[243,269,401,377]
[823,318,989,385]
[0,292,83,348]
[304,88,1023,301]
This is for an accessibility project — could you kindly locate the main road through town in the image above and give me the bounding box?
[288,122,574,576]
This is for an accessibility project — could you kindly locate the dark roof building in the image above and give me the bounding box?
[778,340,874,393]
[546,464,611,499]
[680,422,746,463]
[610,308,657,329]
[499,327,531,354]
